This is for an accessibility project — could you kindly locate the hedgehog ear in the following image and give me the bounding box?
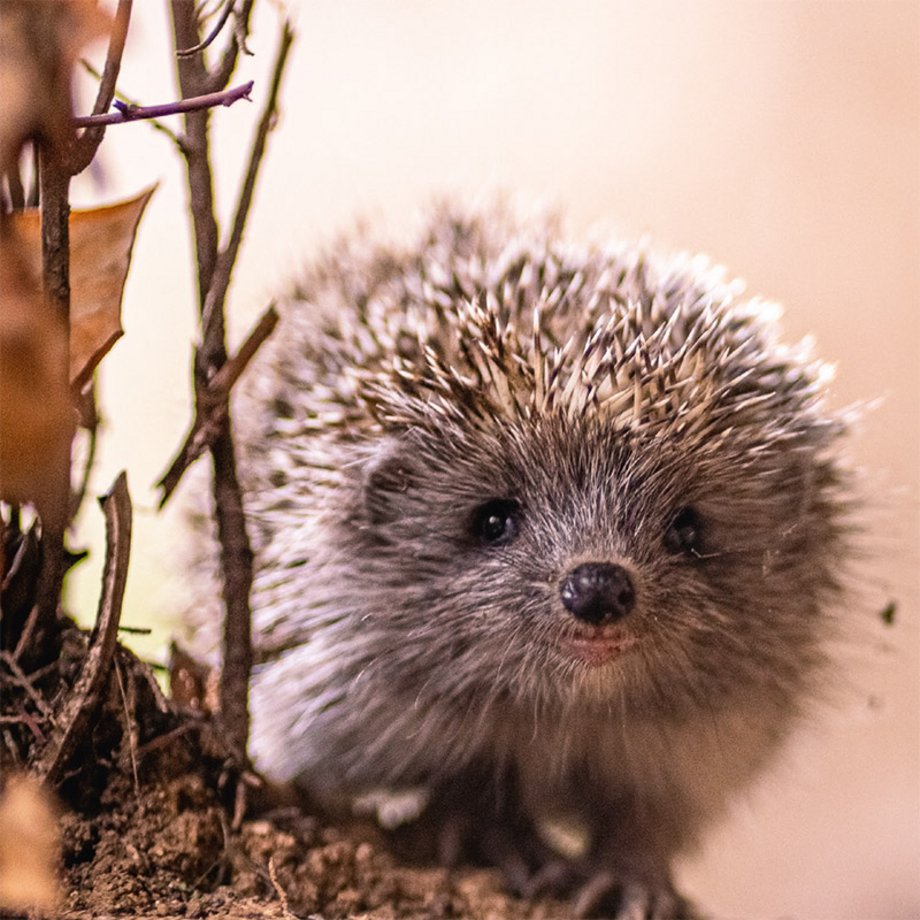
[361,438,418,525]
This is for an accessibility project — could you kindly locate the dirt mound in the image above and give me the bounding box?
[1,623,567,919]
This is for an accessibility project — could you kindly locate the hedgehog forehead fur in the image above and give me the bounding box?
[263,206,840,468]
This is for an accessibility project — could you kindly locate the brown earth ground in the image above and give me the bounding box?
[2,623,571,920]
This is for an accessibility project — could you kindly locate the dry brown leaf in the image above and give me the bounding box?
[0,0,112,171]
[0,223,73,531]
[10,185,157,389]
[67,187,157,387]
[0,774,61,912]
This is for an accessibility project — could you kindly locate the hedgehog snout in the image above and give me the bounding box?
[559,562,636,625]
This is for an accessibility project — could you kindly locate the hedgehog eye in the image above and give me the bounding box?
[473,499,521,545]
[664,506,703,556]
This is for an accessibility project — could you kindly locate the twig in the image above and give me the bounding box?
[133,652,171,715]
[0,505,41,656]
[12,604,40,664]
[201,23,293,339]
[171,0,244,760]
[210,428,253,763]
[73,80,253,127]
[208,22,294,763]
[21,1,129,667]
[113,658,140,798]
[7,523,42,663]
[69,388,99,524]
[68,0,133,174]
[156,303,278,505]
[209,0,256,93]
[39,151,70,320]
[31,146,72,645]
[0,652,55,722]
[170,0,220,299]
[267,855,296,920]
[177,0,235,57]
[137,720,197,757]
[168,1,294,766]
[0,713,40,730]
[32,472,132,786]
[87,0,133,116]
[80,58,184,150]
[207,18,293,767]
[0,710,43,742]
[211,304,280,399]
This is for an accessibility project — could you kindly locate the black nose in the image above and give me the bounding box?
[560,562,636,625]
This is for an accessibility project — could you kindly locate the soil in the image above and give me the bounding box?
[0,622,571,920]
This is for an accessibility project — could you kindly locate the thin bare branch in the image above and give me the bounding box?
[0,652,55,722]
[170,0,220,298]
[211,426,252,763]
[32,147,72,640]
[267,854,296,920]
[166,3,294,768]
[156,303,278,506]
[113,658,140,797]
[79,58,186,151]
[86,0,133,117]
[209,0,256,93]
[205,21,294,768]
[201,23,293,344]
[73,80,253,127]
[12,604,40,665]
[32,472,132,786]
[69,0,133,175]
[39,152,70,320]
[209,303,279,397]
[177,0,234,57]
[70,386,99,524]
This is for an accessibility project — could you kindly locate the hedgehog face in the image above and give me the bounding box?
[225,209,860,806]
[335,410,838,714]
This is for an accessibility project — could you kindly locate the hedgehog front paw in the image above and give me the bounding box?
[525,859,693,920]
[573,872,690,920]
[434,802,558,895]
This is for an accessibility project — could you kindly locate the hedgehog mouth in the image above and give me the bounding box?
[559,625,637,667]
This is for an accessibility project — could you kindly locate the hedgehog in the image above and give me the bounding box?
[191,205,850,919]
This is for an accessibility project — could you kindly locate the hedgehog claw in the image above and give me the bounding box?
[524,860,691,920]
[522,857,577,898]
[575,873,691,920]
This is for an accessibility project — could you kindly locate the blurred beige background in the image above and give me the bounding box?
[69,2,918,917]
